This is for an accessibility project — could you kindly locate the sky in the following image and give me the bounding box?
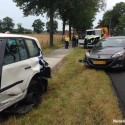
[0,0,125,31]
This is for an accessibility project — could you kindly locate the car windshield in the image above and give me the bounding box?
[86,30,101,35]
[96,38,125,48]
[86,31,95,35]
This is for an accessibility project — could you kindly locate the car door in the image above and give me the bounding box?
[0,38,33,106]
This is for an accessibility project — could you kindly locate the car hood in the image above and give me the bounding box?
[89,47,125,59]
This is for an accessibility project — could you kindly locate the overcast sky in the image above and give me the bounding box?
[0,0,125,30]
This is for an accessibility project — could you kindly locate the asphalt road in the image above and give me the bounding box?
[107,69,125,117]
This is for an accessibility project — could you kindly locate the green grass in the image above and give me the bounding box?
[3,47,122,125]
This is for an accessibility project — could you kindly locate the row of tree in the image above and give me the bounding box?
[0,17,58,34]
[12,0,106,46]
[98,2,125,35]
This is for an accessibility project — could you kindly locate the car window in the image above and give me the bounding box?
[17,39,28,60]
[25,39,40,57]
[95,30,101,35]
[3,39,20,65]
[86,31,95,35]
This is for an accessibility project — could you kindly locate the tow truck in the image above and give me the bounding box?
[79,28,103,48]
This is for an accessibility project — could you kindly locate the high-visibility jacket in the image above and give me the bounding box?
[75,35,79,39]
[65,36,70,42]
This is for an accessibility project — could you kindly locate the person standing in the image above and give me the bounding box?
[72,35,76,47]
[75,34,79,46]
[65,35,70,49]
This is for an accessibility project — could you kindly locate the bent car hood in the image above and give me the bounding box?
[89,47,124,59]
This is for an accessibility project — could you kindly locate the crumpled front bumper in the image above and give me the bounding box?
[39,60,51,78]
[83,56,125,69]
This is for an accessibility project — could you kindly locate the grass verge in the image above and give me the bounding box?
[3,47,122,125]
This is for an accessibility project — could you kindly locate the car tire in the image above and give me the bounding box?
[42,78,48,92]
[25,80,43,106]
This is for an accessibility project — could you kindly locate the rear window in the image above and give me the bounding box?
[25,39,40,57]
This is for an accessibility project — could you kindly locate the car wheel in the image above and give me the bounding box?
[25,80,43,106]
[42,78,48,92]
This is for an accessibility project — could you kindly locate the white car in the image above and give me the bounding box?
[0,33,51,113]
[79,28,103,48]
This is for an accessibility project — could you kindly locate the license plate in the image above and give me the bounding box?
[93,60,106,65]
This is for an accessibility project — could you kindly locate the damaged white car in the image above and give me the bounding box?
[0,34,51,113]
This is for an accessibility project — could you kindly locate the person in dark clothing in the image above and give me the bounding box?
[75,35,79,46]
[84,38,88,48]
[72,35,76,47]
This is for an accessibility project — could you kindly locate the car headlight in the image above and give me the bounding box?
[86,52,90,57]
[112,51,125,58]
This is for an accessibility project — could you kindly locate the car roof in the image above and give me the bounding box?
[86,28,102,31]
[0,33,37,40]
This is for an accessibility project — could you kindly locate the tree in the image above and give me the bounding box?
[98,2,125,35]
[57,0,106,38]
[2,17,15,32]
[17,23,24,33]
[70,0,106,30]
[13,0,59,47]
[32,19,45,33]
[46,20,58,33]
[97,10,112,34]
[0,20,4,32]
[13,0,106,43]
[119,14,125,35]
[56,0,70,35]
[12,23,32,34]
[23,29,33,34]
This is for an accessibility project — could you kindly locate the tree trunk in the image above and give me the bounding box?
[62,20,66,35]
[62,20,66,42]
[69,21,71,40]
[49,5,54,47]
